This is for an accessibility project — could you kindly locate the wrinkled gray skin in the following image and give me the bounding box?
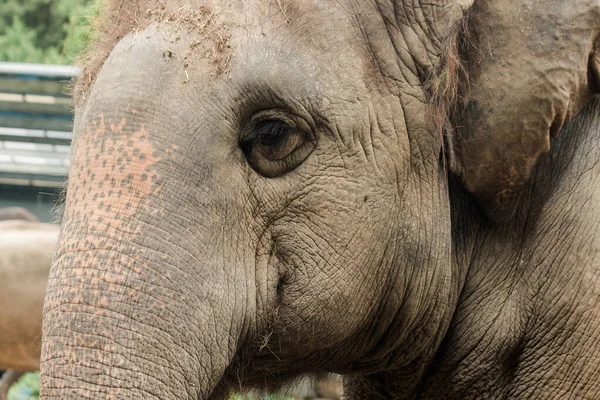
[41,0,600,399]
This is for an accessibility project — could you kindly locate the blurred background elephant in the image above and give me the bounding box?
[0,211,58,400]
[0,208,38,224]
[0,207,39,393]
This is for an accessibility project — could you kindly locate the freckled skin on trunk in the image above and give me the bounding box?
[0,209,41,399]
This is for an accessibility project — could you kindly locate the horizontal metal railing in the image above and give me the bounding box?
[0,62,79,188]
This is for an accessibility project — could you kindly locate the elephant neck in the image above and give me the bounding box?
[420,97,600,398]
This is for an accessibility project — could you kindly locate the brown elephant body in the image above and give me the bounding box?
[0,208,38,224]
[0,208,42,400]
[0,220,58,399]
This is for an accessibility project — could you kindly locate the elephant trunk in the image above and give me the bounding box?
[40,111,254,399]
[41,227,244,399]
[41,24,261,399]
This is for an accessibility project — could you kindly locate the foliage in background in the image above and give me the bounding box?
[8,373,39,400]
[0,0,101,64]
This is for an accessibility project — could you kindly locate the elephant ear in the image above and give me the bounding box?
[446,0,600,222]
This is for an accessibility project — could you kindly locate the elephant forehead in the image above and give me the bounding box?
[75,0,369,106]
[75,0,235,105]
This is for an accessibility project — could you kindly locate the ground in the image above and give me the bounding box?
[6,373,325,400]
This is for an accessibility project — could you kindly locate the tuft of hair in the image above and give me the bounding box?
[425,3,485,173]
[50,184,68,225]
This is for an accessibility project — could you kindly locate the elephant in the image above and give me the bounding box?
[0,207,40,397]
[0,220,58,400]
[0,207,38,223]
[40,0,600,399]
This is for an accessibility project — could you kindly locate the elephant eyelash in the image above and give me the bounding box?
[243,119,294,150]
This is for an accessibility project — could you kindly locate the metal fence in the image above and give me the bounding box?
[0,62,79,188]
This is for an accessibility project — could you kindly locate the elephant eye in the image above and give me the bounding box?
[241,110,316,177]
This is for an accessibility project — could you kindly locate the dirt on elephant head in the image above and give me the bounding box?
[74,0,232,105]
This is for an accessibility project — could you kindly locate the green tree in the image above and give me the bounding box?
[0,0,100,64]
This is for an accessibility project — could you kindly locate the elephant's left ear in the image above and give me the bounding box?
[444,0,600,223]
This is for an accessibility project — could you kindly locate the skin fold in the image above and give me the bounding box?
[39,0,600,399]
[419,95,600,399]
[0,220,58,400]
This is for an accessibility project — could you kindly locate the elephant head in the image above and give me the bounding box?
[40,0,600,399]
